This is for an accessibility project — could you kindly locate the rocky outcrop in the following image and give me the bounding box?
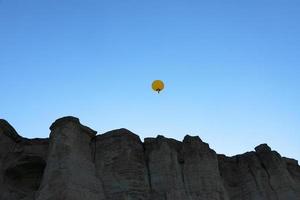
[0,116,299,200]
[217,144,300,200]
[0,120,48,200]
[35,117,106,200]
[94,129,150,200]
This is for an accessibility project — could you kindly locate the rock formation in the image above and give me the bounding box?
[0,116,299,200]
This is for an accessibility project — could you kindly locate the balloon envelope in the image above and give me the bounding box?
[152,80,164,93]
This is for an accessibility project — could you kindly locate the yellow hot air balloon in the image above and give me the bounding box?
[152,80,164,93]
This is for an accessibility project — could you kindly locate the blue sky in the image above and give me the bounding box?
[1,0,299,160]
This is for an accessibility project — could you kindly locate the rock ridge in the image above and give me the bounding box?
[0,116,299,200]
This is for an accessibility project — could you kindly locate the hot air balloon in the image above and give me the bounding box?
[152,80,164,93]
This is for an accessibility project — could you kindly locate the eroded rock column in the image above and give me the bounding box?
[182,135,228,200]
[94,128,150,200]
[144,136,188,200]
[255,144,299,200]
[35,117,105,200]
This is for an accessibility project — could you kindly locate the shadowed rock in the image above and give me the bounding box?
[94,128,150,200]
[35,117,106,200]
[0,117,299,200]
[0,119,48,200]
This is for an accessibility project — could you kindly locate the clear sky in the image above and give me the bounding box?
[1,0,299,160]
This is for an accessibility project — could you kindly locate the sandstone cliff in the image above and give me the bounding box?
[0,117,299,200]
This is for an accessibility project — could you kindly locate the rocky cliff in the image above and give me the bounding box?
[0,117,299,200]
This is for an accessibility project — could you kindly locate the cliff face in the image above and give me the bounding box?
[0,117,299,200]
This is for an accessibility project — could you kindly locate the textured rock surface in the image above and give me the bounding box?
[94,128,150,200]
[35,117,105,200]
[0,116,299,200]
[0,119,48,200]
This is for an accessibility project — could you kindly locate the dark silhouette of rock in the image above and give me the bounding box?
[94,128,150,200]
[0,116,299,200]
[0,119,48,200]
[35,117,106,200]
